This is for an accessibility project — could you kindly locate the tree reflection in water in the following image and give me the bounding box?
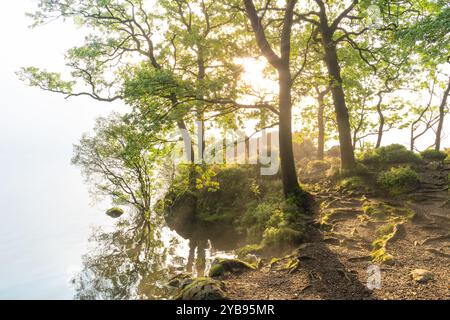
[72,217,185,300]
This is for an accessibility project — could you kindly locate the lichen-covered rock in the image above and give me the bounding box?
[105,207,124,218]
[410,269,434,283]
[208,258,256,277]
[174,278,228,300]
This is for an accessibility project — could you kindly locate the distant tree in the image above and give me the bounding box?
[400,5,450,151]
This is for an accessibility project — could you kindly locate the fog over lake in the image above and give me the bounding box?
[0,1,121,299]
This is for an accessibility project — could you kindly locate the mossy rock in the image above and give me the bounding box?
[208,258,256,277]
[174,277,228,300]
[338,162,371,179]
[105,207,124,218]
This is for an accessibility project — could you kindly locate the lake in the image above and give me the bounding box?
[0,1,126,299]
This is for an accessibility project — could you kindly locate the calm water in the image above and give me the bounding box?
[0,1,124,299]
[0,142,113,299]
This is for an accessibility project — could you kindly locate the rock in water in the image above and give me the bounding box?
[410,269,434,283]
[174,278,228,300]
[105,207,124,218]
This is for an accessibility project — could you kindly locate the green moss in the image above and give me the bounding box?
[420,149,448,162]
[360,144,422,168]
[370,223,399,265]
[371,248,394,264]
[377,166,419,195]
[362,201,387,220]
[361,200,415,222]
[240,188,308,249]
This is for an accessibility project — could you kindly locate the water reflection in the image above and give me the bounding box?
[72,218,183,300]
[72,219,237,299]
[186,239,208,277]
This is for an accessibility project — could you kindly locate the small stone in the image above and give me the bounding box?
[410,269,434,283]
[105,207,124,218]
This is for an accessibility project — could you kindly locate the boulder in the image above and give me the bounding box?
[105,207,124,218]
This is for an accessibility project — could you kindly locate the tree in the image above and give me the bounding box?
[294,0,360,169]
[315,85,331,159]
[72,114,171,242]
[400,5,450,151]
[409,77,441,151]
[241,0,310,206]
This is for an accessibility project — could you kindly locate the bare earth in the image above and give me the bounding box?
[222,164,450,300]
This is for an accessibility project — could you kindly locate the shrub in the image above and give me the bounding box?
[377,166,420,195]
[360,144,421,167]
[240,194,307,251]
[420,149,448,162]
[240,199,278,242]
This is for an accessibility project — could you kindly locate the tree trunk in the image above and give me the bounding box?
[375,94,385,148]
[317,89,326,160]
[435,76,450,151]
[244,0,308,208]
[321,32,356,170]
[278,67,301,198]
[410,125,415,152]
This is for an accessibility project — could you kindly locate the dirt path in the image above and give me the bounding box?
[223,164,450,300]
